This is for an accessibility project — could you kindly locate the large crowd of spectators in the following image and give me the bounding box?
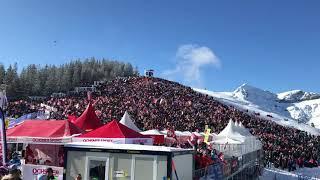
[6,76,320,171]
[6,100,40,119]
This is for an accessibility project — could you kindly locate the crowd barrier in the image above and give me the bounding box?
[194,150,263,180]
[194,163,224,180]
[193,160,237,179]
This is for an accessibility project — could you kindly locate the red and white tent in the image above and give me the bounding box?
[6,120,84,144]
[74,103,102,131]
[141,129,165,145]
[74,120,153,145]
[119,111,141,132]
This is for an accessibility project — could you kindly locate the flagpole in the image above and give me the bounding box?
[0,107,7,166]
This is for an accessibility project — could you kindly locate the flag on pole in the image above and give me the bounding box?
[204,128,211,144]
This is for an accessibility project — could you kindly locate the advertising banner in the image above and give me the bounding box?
[22,164,63,180]
[72,137,153,145]
[7,136,73,144]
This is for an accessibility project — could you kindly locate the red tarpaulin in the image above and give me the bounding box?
[74,103,102,131]
[74,120,153,145]
[148,135,164,145]
[67,115,77,123]
[6,120,84,144]
[141,130,165,145]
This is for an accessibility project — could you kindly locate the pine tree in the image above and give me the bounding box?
[72,61,82,88]
[5,64,19,98]
[19,67,28,97]
[123,63,134,77]
[5,58,137,97]
[44,66,58,95]
[0,64,5,84]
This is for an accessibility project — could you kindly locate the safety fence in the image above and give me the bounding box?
[194,150,263,180]
[194,163,224,180]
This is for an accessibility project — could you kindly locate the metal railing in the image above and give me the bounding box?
[194,163,224,180]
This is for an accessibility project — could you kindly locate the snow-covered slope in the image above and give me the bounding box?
[193,84,320,135]
[278,90,320,102]
[261,167,320,180]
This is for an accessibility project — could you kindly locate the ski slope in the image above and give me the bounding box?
[194,84,320,135]
[261,167,320,180]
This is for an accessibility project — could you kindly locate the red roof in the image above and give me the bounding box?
[74,103,102,131]
[79,120,148,138]
[7,120,84,138]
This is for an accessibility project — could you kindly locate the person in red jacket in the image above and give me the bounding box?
[25,145,35,164]
[202,155,213,168]
[297,157,304,168]
[201,149,213,168]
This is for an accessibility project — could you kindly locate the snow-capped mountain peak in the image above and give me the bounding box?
[193,84,320,135]
[232,83,277,102]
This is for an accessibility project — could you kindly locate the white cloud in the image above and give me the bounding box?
[162,44,220,87]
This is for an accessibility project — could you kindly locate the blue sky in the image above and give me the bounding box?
[0,0,319,93]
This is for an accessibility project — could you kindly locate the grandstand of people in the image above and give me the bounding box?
[2,1,320,179]
[6,76,320,175]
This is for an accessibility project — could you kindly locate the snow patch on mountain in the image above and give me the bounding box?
[231,84,290,117]
[290,98,320,127]
[193,84,320,135]
[278,90,320,103]
[233,83,277,102]
[261,167,320,180]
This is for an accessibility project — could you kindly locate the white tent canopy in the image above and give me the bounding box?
[192,132,203,137]
[159,130,196,137]
[235,121,253,137]
[211,119,262,157]
[141,129,163,135]
[214,137,242,144]
[181,131,192,136]
[120,111,141,132]
[160,130,168,135]
[214,119,246,143]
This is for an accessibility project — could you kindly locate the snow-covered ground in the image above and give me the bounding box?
[194,84,320,135]
[260,167,320,180]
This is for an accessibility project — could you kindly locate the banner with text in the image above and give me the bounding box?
[22,164,63,180]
